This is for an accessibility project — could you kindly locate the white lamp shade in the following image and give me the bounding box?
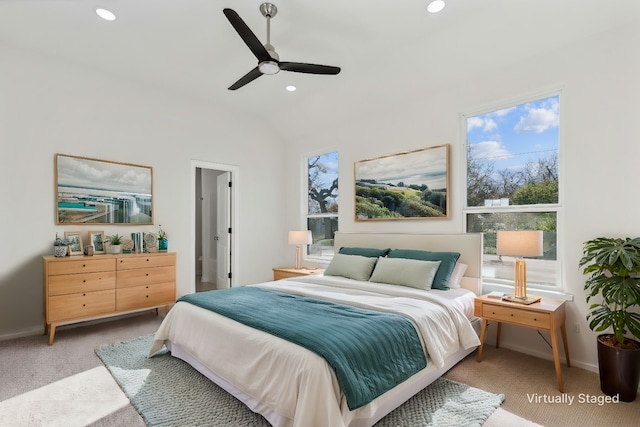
[496,230,543,257]
[288,230,312,245]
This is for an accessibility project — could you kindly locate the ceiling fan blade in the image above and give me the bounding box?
[223,8,271,62]
[279,62,341,75]
[228,67,263,91]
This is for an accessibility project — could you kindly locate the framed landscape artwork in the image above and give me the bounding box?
[55,154,153,224]
[354,144,450,220]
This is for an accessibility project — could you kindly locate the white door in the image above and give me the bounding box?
[216,172,231,288]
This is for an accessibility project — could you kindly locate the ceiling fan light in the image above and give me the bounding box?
[258,61,280,75]
[427,0,445,14]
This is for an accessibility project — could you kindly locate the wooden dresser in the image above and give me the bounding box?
[43,252,176,344]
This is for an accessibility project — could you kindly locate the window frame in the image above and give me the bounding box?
[461,90,571,299]
[304,149,339,263]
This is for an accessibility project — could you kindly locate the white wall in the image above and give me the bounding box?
[284,23,640,371]
[0,44,289,338]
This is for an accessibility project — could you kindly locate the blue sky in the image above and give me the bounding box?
[467,95,559,171]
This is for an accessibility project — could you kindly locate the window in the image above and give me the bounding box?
[307,151,339,260]
[464,94,561,291]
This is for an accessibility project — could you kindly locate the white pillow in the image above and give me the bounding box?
[324,253,378,281]
[368,257,441,290]
[447,262,468,289]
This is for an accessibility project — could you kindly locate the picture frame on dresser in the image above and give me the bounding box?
[64,231,83,256]
[89,230,105,254]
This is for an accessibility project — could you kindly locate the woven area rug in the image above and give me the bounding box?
[96,335,504,427]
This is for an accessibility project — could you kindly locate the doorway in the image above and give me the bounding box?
[191,160,237,293]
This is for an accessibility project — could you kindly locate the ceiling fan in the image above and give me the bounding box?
[223,3,341,91]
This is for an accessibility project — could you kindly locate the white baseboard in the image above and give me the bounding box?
[498,341,598,373]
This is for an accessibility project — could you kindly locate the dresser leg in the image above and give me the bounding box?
[48,323,57,346]
[495,322,502,349]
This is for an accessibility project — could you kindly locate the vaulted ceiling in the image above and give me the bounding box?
[1,0,638,139]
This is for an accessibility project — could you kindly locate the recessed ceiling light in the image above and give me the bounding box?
[427,0,445,14]
[96,8,116,21]
[285,85,297,92]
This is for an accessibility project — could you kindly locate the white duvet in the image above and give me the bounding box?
[149,275,480,427]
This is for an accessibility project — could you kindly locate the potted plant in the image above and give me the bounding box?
[53,233,70,257]
[158,225,168,252]
[106,233,124,254]
[580,237,640,402]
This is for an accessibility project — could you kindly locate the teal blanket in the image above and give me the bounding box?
[178,287,426,410]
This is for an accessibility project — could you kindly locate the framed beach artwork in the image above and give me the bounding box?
[64,231,84,256]
[354,144,450,220]
[55,154,153,225]
[89,230,106,254]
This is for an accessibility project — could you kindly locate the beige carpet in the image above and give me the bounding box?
[1,312,638,426]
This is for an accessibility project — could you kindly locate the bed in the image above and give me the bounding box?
[149,232,483,427]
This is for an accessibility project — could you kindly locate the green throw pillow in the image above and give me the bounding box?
[369,257,441,290]
[324,253,378,281]
[387,249,461,290]
[338,247,391,258]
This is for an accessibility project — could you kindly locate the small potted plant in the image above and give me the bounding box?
[106,233,124,254]
[580,237,640,402]
[158,225,168,252]
[53,233,70,257]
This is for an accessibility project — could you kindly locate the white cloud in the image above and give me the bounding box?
[514,99,559,133]
[469,141,511,161]
[467,116,497,132]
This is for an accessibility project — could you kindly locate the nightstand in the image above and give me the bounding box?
[474,295,571,392]
[272,267,324,281]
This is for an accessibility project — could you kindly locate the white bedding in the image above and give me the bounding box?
[149,276,480,427]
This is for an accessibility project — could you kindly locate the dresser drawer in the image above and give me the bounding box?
[48,258,115,275]
[117,254,176,270]
[116,282,175,311]
[48,271,116,296]
[482,304,550,329]
[48,289,116,322]
[116,266,175,289]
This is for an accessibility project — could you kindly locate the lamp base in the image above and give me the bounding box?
[502,294,541,305]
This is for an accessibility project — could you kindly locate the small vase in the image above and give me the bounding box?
[54,246,68,257]
[110,245,122,254]
[158,239,168,252]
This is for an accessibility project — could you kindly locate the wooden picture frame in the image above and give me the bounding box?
[64,231,84,256]
[55,154,153,225]
[89,230,106,254]
[354,144,450,220]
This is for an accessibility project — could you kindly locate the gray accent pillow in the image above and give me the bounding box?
[369,257,441,290]
[324,253,378,281]
[387,249,461,290]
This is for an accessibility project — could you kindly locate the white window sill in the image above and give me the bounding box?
[481,282,574,301]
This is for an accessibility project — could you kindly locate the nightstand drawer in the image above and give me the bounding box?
[482,304,550,329]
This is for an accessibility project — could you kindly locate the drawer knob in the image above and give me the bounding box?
[146,273,149,276]
[83,304,86,307]
[146,259,150,262]
[146,295,149,298]
[146,286,149,289]
[83,264,86,267]
[83,293,86,296]
[510,314,514,317]
[83,280,86,283]
[534,318,537,321]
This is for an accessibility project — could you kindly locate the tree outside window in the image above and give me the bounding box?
[307,152,338,259]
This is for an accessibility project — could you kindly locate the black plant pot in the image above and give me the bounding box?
[597,334,640,402]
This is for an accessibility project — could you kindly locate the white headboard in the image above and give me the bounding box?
[333,232,483,295]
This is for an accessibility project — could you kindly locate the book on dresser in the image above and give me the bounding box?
[42,252,176,345]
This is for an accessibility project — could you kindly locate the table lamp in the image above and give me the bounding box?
[288,230,312,269]
[496,230,543,303]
